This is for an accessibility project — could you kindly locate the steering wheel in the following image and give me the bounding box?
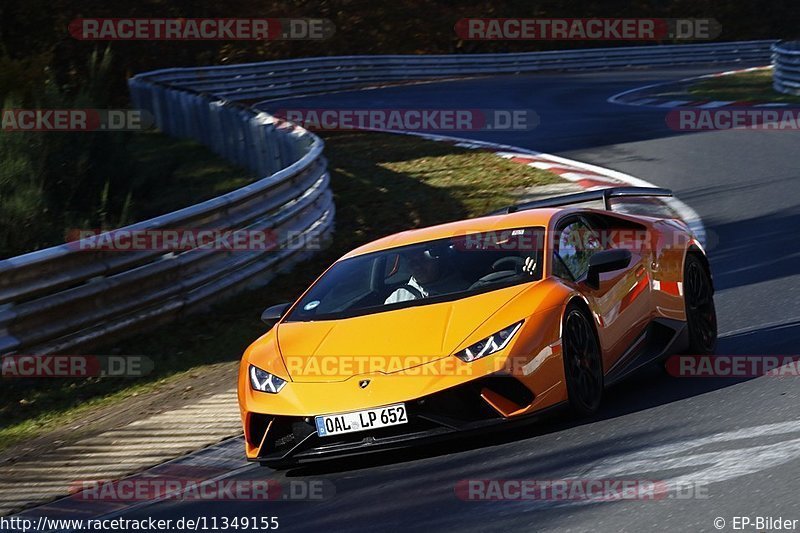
[469,270,518,290]
[492,256,525,272]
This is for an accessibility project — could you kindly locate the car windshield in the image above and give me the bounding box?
[286,227,545,321]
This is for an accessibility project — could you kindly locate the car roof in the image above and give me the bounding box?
[340,208,566,260]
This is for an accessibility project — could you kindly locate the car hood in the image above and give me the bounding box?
[276,283,533,382]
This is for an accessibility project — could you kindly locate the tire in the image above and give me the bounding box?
[683,254,717,355]
[562,302,604,416]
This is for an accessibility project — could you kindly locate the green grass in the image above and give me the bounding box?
[0,131,257,259]
[124,132,259,220]
[0,131,558,450]
[687,69,800,104]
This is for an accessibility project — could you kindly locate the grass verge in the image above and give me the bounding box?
[0,131,558,451]
[687,69,800,104]
[0,130,257,259]
[125,132,259,220]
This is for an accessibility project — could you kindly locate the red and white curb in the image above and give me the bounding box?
[608,66,785,109]
[380,130,706,246]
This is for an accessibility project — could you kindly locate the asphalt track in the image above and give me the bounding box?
[43,65,800,531]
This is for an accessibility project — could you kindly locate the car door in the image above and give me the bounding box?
[552,214,651,371]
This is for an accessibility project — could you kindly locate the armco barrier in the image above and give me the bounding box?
[0,101,334,355]
[0,40,774,356]
[133,40,774,104]
[772,41,800,95]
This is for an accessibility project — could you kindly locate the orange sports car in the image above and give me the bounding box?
[238,187,716,466]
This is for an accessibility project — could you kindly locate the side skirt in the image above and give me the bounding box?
[604,318,688,386]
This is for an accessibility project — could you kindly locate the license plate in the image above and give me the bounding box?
[315,404,408,437]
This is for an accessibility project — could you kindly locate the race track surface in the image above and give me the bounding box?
[44,64,800,532]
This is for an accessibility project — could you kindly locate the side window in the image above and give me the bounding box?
[554,219,603,280]
[551,252,574,280]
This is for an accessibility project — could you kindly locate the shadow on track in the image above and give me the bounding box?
[701,205,800,291]
[284,326,792,478]
[282,314,800,478]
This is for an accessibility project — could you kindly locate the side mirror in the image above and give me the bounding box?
[586,249,632,289]
[261,303,291,328]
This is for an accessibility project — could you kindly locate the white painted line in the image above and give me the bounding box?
[699,100,736,108]
[629,98,659,105]
[607,80,676,106]
[530,162,559,170]
[495,419,800,511]
[560,172,619,185]
[494,151,536,159]
[657,100,691,108]
[559,171,617,184]
[453,142,487,149]
[607,65,771,108]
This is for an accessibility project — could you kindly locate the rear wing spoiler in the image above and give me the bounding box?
[489,186,673,215]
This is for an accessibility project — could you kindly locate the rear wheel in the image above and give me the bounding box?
[562,303,604,416]
[684,254,717,355]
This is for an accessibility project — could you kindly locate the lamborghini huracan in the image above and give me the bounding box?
[237,187,717,466]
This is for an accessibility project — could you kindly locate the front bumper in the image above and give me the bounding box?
[245,374,564,464]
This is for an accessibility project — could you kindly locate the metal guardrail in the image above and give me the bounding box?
[772,41,800,95]
[135,40,774,104]
[0,93,334,355]
[0,40,775,356]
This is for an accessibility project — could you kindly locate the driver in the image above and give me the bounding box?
[385,247,463,304]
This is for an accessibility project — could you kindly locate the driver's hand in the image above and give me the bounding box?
[523,256,537,275]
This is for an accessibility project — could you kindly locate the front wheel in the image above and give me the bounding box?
[562,303,604,416]
[683,254,717,355]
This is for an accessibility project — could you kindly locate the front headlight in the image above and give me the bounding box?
[455,321,524,362]
[249,365,287,393]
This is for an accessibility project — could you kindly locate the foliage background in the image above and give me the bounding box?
[0,0,798,257]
